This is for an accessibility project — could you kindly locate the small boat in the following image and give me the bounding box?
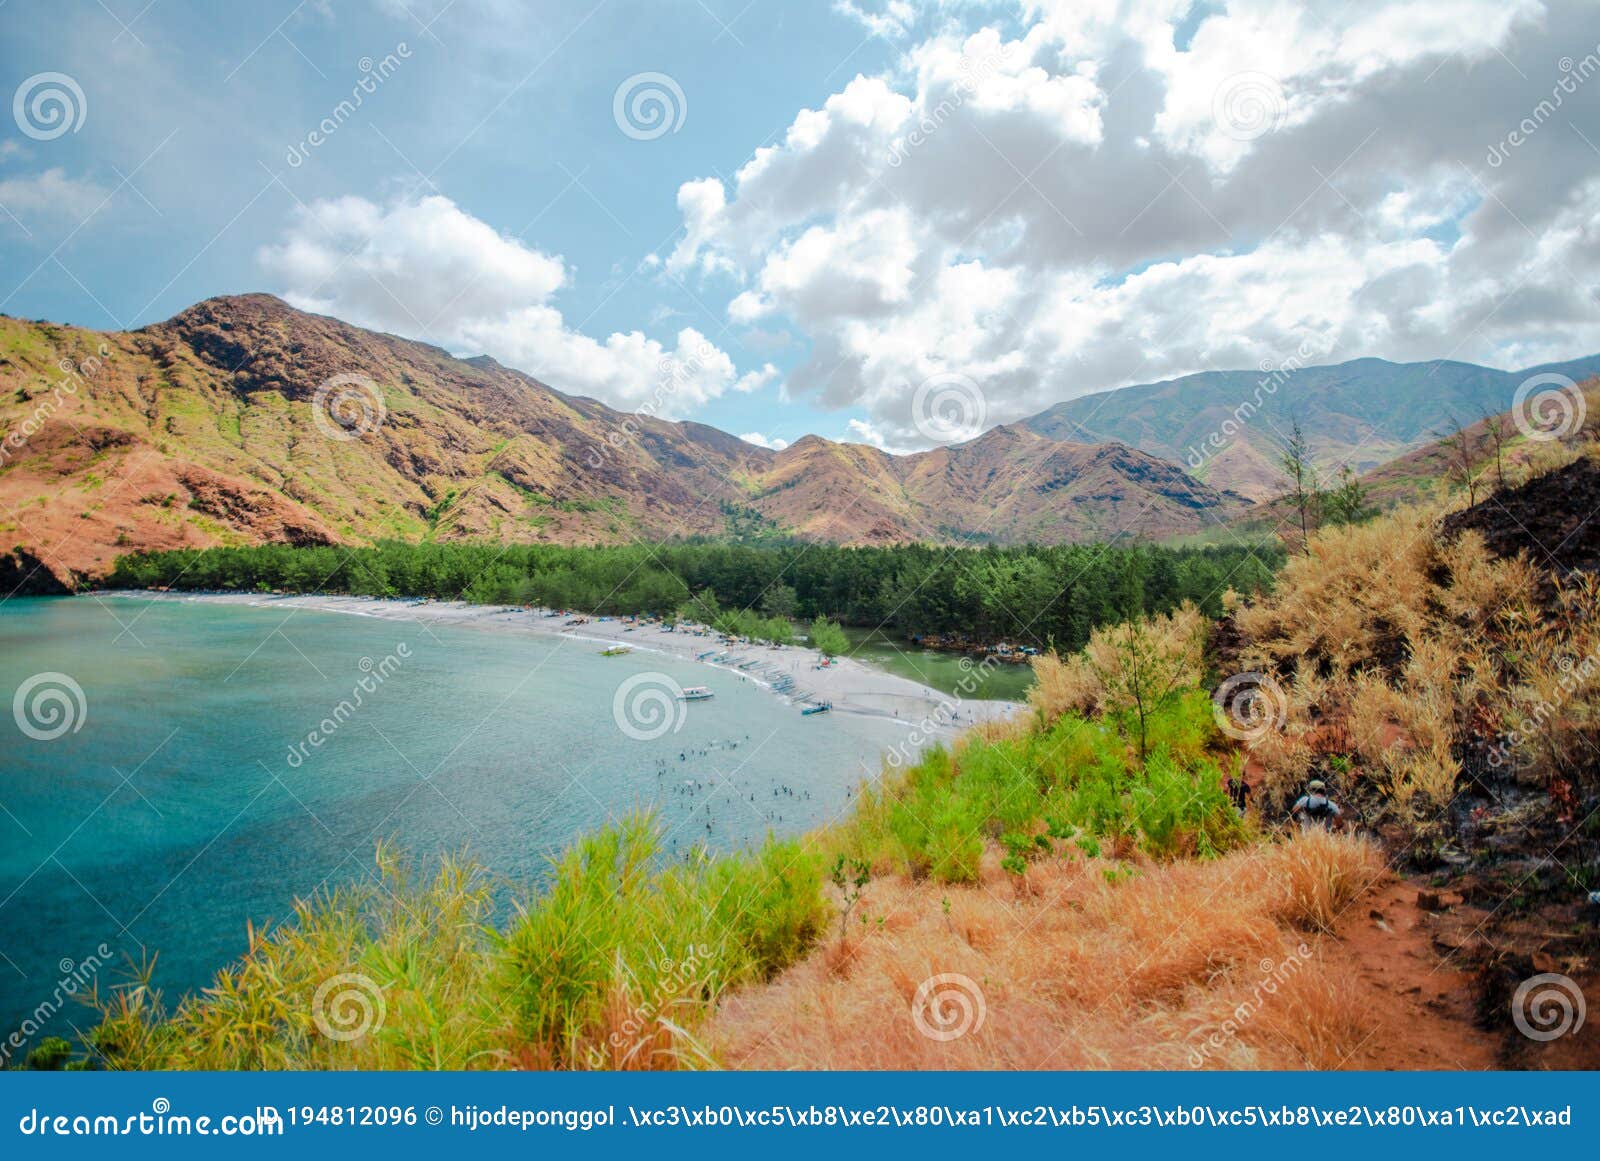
[678,686,714,701]
[599,646,631,657]
[801,701,832,716]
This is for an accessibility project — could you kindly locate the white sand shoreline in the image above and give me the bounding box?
[93,590,1022,746]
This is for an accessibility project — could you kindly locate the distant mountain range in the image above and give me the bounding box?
[1024,353,1600,500]
[0,295,1238,589]
[0,293,1593,591]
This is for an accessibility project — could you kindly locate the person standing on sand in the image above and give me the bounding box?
[1289,779,1343,831]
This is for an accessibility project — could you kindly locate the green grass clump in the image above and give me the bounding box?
[834,691,1247,883]
[88,845,500,1070]
[84,816,824,1071]
[494,815,824,1069]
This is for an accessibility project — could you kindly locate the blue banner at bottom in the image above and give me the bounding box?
[3,1071,1595,1158]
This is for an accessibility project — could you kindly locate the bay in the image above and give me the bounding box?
[0,596,911,1055]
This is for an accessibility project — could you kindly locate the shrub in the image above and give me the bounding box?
[830,691,1247,881]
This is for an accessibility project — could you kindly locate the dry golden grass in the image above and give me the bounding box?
[1234,513,1530,682]
[1029,602,1206,723]
[709,832,1386,1070]
[1027,650,1100,722]
[1227,500,1546,821]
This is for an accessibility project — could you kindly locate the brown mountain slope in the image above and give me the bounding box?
[0,295,772,588]
[0,295,1246,589]
[753,427,1246,545]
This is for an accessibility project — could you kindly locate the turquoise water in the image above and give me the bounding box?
[0,597,907,1054]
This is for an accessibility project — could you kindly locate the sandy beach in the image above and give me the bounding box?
[97,591,1023,746]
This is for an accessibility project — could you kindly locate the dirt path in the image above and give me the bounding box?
[1325,878,1498,1070]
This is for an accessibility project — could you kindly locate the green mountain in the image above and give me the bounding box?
[1022,353,1600,500]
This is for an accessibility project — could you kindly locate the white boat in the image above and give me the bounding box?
[678,686,714,701]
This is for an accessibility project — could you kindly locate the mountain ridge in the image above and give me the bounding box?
[1022,350,1600,499]
[0,294,1242,590]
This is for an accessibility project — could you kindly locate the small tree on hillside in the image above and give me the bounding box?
[1479,407,1512,493]
[1278,418,1322,554]
[1086,605,1206,762]
[680,588,721,627]
[1438,414,1483,506]
[1323,464,1372,526]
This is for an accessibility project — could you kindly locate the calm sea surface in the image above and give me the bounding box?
[0,596,910,1051]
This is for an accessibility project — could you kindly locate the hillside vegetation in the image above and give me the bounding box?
[13,370,1592,1074]
[1,295,1248,592]
[59,407,1599,1071]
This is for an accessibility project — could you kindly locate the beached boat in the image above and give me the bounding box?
[678,686,714,701]
[599,645,631,656]
[800,701,832,716]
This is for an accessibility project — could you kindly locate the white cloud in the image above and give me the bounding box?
[258,194,758,417]
[673,0,1600,449]
[834,0,917,39]
[0,168,110,222]
[845,417,917,454]
[739,431,790,450]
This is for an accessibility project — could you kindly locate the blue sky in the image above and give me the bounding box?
[4,1,1599,452]
[0,1,894,444]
